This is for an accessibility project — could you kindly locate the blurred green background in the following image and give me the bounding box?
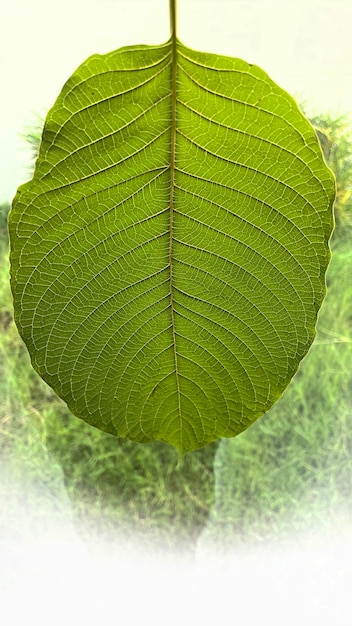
[1,112,351,555]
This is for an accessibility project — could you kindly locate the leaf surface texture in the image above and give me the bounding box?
[9,39,335,452]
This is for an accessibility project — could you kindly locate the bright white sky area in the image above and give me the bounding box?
[1,0,351,203]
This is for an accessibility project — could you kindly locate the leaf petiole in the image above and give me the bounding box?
[169,0,177,39]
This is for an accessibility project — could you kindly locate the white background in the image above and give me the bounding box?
[1,2,352,619]
[1,0,351,203]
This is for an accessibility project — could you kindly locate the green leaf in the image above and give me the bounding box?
[9,37,335,453]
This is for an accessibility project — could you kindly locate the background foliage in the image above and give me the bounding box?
[1,112,351,551]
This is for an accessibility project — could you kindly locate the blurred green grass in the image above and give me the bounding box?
[202,230,352,547]
[1,113,351,550]
[1,212,216,546]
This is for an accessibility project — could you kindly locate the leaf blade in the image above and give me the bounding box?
[9,39,335,452]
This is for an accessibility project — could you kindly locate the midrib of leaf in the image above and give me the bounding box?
[169,0,182,444]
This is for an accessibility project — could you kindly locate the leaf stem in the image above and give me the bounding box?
[169,0,177,40]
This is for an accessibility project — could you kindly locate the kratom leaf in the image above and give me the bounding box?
[9,36,335,453]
